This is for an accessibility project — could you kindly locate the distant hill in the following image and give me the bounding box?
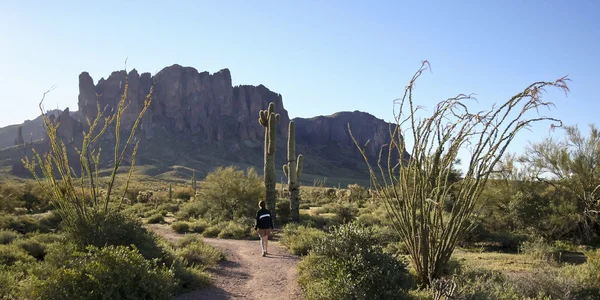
[0,65,405,186]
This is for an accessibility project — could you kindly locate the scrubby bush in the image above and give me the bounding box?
[0,244,35,266]
[174,187,195,201]
[193,166,264,222]
[171,221,191,234]
[176,240,224,268]
[147,213,166,224]
[25,245,176,300]
[13,238,46,260]
[330,202,359,224]
[280,223,326,256]
[190,219,210,234]
[177,201,204,219]
[0,229,19,245]
[276,198,291,225]
[66,211,165,261]
[519,236,561,263]
[218,222,247,239]
[202,225,221,238]
[297,223,412,299]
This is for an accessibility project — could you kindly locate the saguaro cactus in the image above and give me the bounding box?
[191,169,197,197]
[169,183,173,201]
[283,120,303,222]
[259,102,280,222]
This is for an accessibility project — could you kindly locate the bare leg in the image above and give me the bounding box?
[264,235,269,254]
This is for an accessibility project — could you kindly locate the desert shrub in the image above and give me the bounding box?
[218,222,247,239]
[276,198,291,225]
[171,221,191,234]
[193,166,264,221]
[177,234,204,248]
[0,229,19,245]
[66,211,165,261]
[13,238,46,260]
[147,213,166,224]
[176,240,224,268]
[172,265,211,292]
[123,203,156,218]
[25,245,176,300]
[299,213,336,230]
[0,266,20,299]
[189,219,210,234]
[177,201,205,220]
[297,223,412,299]
[202,225,222,238]
[174,187,195,201]
[0,244,35,266]
[331,202,359,224]
[299,203,311,209]
[519,236,561,263]
[0,214,49,234]
[355,211,384,227]
[280,223,327,256]
[157,202,179,213]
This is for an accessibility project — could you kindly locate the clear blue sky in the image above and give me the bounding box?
[1,0,598,160]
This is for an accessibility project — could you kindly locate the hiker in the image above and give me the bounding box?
[254,200,274,257]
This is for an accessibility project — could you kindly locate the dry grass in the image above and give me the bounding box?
[452,248,541,273]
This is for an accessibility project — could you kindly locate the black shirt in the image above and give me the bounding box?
[255,208,273,230]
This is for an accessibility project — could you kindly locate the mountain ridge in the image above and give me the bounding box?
[0,65,403,185]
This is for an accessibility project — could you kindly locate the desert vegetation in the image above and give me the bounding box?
[1,62,599,300]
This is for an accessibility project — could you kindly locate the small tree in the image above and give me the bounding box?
[523,124,600,241]
[195,166,264,221]
[350,61,569,286]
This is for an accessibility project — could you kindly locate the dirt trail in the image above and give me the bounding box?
[149,224,303,300]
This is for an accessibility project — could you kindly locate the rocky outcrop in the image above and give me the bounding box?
[76,65,289,144]
[1,64,404,182]
[293,111,395,157]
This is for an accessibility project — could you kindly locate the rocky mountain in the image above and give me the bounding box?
[0,65,402,186]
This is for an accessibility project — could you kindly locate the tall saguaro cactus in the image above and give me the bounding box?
[283,121,303,222]
[259,102,280,222]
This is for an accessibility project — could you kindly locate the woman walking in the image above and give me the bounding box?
[254,200,274,257]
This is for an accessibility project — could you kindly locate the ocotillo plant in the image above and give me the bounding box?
[283,120,303,222]
[259,102,280,222]
[350,61,569,286]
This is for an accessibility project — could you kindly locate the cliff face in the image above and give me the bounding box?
[77,65,289,144]
[0,65,403,184]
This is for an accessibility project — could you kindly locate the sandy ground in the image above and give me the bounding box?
[148,224,304,300]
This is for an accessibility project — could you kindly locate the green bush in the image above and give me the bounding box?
[0,266,19,299]
[280,224,326,256]
[25,245,176,300]
[147,213,166,224]
[176,240,224,268]
[299,213,335,230]
[202,225,221,238]
[66,211,166,261]
[330,202,359,224]
[177,201,204,219]
[520,236,561,263]
[297,223,412,299]
[276,198,291,225]
[218,222,247,239]
[171,222,191,234]
[190,219,210,234]
[193,166,264,221]
[0,244,35,266]
[13,238,46,260]
[0,229,19,245]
